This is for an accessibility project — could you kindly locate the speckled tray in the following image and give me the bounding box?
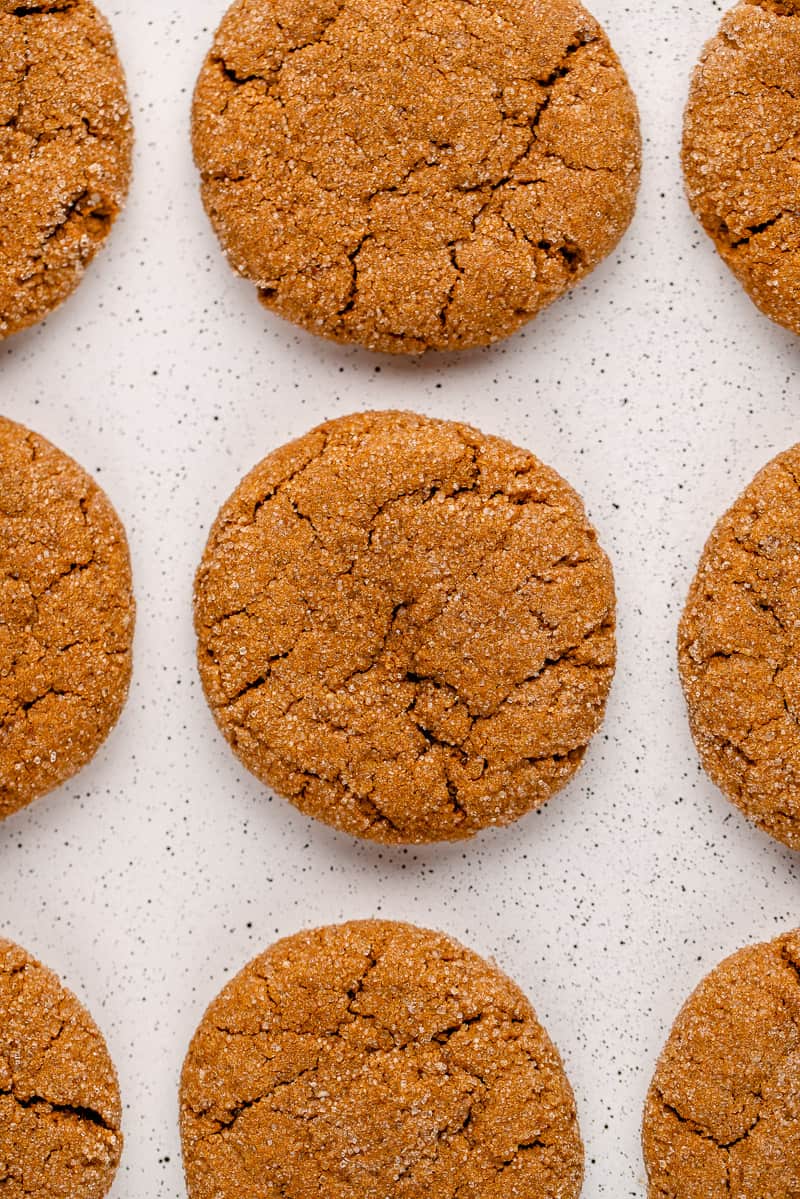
[1,2,798,1196]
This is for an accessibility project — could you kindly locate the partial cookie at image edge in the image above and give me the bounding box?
[192,0,641,353]
[679,442,800,850]
[643,929,800,1198]
[0,937,123,1199]
[0,0,133,339]
[0,415,135,820]
[683,0,800,336]
[180,919,585,1199]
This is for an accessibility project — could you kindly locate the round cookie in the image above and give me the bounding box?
[643,929,800,1198]
[679,443,800,850]
[0,0,132,339]
[191,0,641,354]
[683,1,800,336]
[0,416,135,820]
[0,937,123,1198]
[180,919,584,1199]
[194,410,616,844]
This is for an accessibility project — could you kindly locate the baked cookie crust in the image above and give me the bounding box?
[192,0,641,353]
[0,0,132,338]
[679,443,800,849]
[180,920,584,1199]
[643,930,800,1198]
[0,937,123,1199]
[195,410,616,844]
[683,0,800,335]
[0,416,135,820]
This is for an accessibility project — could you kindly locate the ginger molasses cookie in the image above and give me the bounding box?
[679,444,800,850]
[192,0,641,353]
[0,938,123,1198]
[643,929,800,1198]
[0,1,132,339]
[195,410,616,844]
[684,1,800,335]
[0,416,134,820]
[180,920,584,1199]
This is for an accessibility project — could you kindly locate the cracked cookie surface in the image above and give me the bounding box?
[0,416,134,820]
[679,444,800,850]
[194,410,616,844]
[683,0,800,335]
[0,938,122,1198]
[192,0,641,353]
[180,919,584,1199]
[0,0,132,339]
[643,929,800,1198]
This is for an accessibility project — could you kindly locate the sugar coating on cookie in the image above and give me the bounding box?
[195,410,616,844]
[643,929,800,1198]
[683,0,800,335]
[180,920,584,1199]
[679,444,800,850]
[0,0,132,339]
[192,0,641,353]
[0,416,135,820]
[0,938,123,1199]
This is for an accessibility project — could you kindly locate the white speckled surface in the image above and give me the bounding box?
[1,2,799,1195]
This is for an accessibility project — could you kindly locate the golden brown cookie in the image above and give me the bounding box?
[0,416,135,820]
[643,929,800,1198]
[0,0,132,339]
[679,444,800,850]
[180,919,584,1199]
[683,1,800,336]
[192,0,641,353]
[195,410,616,844]
[0,937,123,1198]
